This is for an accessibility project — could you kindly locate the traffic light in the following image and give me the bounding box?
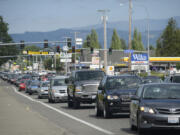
[90,47,94,54]
[56,46,60,53]
[20,40,25,49]
[109,48,112,55]
[67,38,72,48]
[44,39,48,48]
[72,46,75,53]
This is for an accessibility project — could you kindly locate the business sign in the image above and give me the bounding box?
[60,53,72,58]
[131,53,148,65]
[124,49,134,54]
[75,38,83,45]
[107,66,114,75]
[60,59,72,63]
[92,57,99,65]
[28,51,49,55]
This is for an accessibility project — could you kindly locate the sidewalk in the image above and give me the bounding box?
[0,84,70,135]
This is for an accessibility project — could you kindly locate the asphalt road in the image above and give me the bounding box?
[0,79,179,135]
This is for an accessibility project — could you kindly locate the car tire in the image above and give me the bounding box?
[38,95,42,99]
[48,97,52,103]
[103,103,111,118]
[68,96,73,108]
[137,115,146,135]
[73,98,80,109]
[29,92,32,95]
[95,101,102,117]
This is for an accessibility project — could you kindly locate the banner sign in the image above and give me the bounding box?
[131,53,148,65]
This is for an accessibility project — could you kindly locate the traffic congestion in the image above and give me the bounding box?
[0,70,180,135]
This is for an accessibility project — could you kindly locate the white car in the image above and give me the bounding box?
[48,76,68,103]
[37,81,50,99]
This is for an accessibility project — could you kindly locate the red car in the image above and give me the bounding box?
[19,80,26,91]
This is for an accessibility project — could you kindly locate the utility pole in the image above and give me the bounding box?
[98,9,110,73]
[128,0,132,71]
[74,32,80,71]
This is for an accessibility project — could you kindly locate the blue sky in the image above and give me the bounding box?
[0,0,180,34]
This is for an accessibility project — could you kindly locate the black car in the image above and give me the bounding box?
[95,75,142,118]
[130,83,180,134]
[66,70,105,109]
[164,74,180,83]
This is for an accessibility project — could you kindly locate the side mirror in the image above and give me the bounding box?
[131,95,140,101]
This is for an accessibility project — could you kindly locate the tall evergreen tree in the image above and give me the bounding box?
[120,38,127,50]
[110,29,122,50]
[0,16,19,66]
[82,34,91,48]
[156,18,180,56]
[90,29,101,49]
[132,28,144,51]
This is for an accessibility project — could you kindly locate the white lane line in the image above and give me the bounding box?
[12,87,114,135]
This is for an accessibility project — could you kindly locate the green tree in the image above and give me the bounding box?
[83,34,91,48]
[110,29,122,50]
[90,29,101,49]
[156,18,180,56]
[132,28,144,51]
[82,29,101,49]
[0,16,19,66]
[120,38,127,50]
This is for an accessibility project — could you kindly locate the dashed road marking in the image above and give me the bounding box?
[13,87,114,135]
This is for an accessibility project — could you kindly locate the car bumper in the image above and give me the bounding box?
[107,100,130,113]
[139,113,180,129]
[39,91,48,96]
[53,93,68,101]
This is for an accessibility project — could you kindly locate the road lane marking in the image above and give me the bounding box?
[13,87,114,135]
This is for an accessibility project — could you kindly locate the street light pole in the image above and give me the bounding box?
[128,0,132,71]
[98,9,110,73]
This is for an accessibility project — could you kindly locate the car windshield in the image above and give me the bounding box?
[53,79,66,86]
[173,76,180,83]
[76,71,105,81]
[143,85,180,99]
[106,76,142,90]
[42,82,49,87]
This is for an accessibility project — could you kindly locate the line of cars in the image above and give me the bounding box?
[1,70,180,134]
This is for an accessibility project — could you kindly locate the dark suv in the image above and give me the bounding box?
[164,74,180,83]
[66,70,105,109]
[95,75,142,118]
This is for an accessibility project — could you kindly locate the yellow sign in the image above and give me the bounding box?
[28,51,49,55]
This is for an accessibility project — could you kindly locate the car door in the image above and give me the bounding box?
[97,77,107,110]
[130,85,143,125]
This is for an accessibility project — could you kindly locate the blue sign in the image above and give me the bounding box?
[124,49,134,53]
[131,53,148,61]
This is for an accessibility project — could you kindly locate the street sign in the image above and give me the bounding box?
[49,52,54,55]
[60,53,72,58]
[124,49,134,53]
[60,59,72,63]
[76,38,83,45]
[63,46,69,51]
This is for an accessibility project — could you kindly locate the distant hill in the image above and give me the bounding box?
[11,16,180,49]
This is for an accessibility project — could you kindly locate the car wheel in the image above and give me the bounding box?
[73,98,80,109]
[38,95,42,99]
[68,96,73,108]
[48,97,52,103]
[103,103,111,118]
[29,92,32,95]
[95,101,102,117]
[137,115,145,135]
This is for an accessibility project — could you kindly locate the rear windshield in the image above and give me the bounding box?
[106,76,142,90]
[76,71,105,81]
[31,81,39,86]
[42,82,49,87]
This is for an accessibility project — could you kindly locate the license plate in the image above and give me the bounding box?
[92,95,96,99]
[168,117,179,123]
